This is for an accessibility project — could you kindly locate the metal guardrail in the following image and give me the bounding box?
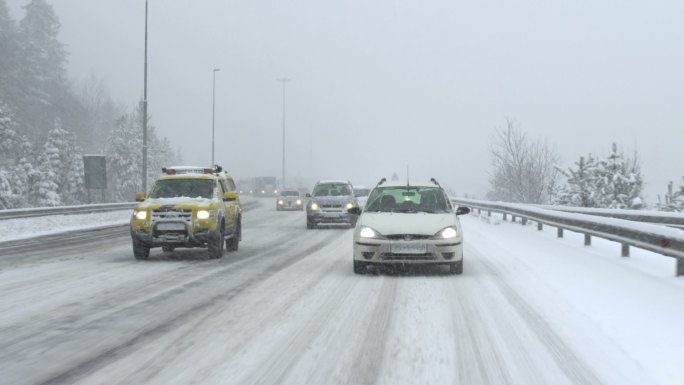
[451,198,684,276]
[0,203,137,220]
[535,205,684,229]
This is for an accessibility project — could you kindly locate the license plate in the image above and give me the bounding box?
[390,243,427,254]
[157,222,185,231]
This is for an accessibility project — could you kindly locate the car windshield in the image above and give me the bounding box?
[365,186,451,213]
[279,190,299,197]
[148,179,215,199]
[313,183,351,197]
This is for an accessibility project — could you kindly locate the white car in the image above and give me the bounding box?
[349,178,470,274]
[353,186,371,208]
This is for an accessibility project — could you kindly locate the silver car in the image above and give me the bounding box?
[306,180,359,229]
[276,190,304,211]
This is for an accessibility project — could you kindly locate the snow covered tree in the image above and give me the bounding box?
[555,143,643,209]
[488,119,560,203]
[16,0,70,138]
[0,0,20,106]
[594,144,643,209]
[106,113,142,202]
[554,155,600,207]
[658,179,684,212]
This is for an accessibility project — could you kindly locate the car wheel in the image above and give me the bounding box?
[449,260,463,275]
[307,220,315,229]
[353,260,366,274]
[226,220,240,252]
[208,223,224,259]
[132,238,150,260]
[161,245,174,253]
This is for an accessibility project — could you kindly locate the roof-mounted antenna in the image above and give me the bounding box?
[377,177,386,186]
[430,178,440,186]
[406,165,410,189]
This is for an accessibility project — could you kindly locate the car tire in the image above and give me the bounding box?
[226,220,240,252]
[161,245,174,253]
[307,220,315,229]
[353,260,366,274]
[208,223,224,259]
[449,260,463,275]
[133,238,150,260]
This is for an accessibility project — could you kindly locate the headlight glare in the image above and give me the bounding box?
[296,199,302,205]
[197,209,211,220]
[359,226,378,238]
[134,210,147,220]
[346,202,354,210]
[278,200,284,205]
[437,226,458,239]
[310,202,320,210]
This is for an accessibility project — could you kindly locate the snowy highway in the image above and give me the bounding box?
[1,199,684,385]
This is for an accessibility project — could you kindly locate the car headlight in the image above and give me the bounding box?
[345,202,354,210]
[134,210,147,220]
[197,209,212,220]
[435,226,458,239]
[296,199,302,205]
[359,226,380,238]
[310,202,320,210]
[277,200,284,205]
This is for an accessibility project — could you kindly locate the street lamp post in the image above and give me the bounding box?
[212,68,220,166]
[277,77,290,189]
[142,0,149,192]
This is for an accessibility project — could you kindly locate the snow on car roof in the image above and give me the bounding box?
[378,180,441,188]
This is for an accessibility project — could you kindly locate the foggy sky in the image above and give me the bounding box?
[7,0,684,201]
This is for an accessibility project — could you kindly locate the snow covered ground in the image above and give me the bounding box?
[1,201,684,385]
[0,209,131,243]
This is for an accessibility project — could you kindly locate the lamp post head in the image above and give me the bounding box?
[213,68,221,72]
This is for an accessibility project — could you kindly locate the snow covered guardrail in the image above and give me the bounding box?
[451,198,684,276]
[0,203,137,220]
[535,205,684,229]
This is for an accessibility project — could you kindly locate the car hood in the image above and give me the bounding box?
[136,197,214,210]
[359,212,456,235]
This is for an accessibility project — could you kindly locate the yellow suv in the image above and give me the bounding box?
[130,166,242,260]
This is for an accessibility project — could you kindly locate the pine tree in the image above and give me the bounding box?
[17,0,69,138]
[554,155,599,207]
[0,0,20,107]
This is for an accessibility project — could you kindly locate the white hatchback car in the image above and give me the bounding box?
[349,178,470,274]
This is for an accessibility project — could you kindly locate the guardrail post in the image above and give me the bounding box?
[557,228,563,238]
[522,217,528,225]
[621,243,630,257]
[503,213,507,221]
[511,215,516,223]
[584,234,591,246]
[537,222,543,231]
[677,258,684,277]
[488,210,491,217]
[478,208,481,214]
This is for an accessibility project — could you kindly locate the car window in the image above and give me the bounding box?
[280,190,299,197]
[365,186,450,213]
[313,183,351,197]
[148,179,215,199]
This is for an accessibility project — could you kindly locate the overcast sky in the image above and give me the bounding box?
[7,0,684,200]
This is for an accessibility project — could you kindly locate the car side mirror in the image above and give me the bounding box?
[455,206,470,216]
[135,192,146,202]
[348,207,362,216]
[224,192,238,201]
[306,193,312,198]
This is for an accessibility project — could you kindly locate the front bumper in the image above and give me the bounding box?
[308,211,354,224]
[353,238,462,264]
[131,220,215,248]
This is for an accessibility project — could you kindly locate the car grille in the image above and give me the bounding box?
[385,234,432,240]
[321,204,343,209]
[151,208,192,222]
[380,254,436,261]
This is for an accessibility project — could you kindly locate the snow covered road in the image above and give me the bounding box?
[1,200,683,385]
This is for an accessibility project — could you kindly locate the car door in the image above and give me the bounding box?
[220,178,237,233]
